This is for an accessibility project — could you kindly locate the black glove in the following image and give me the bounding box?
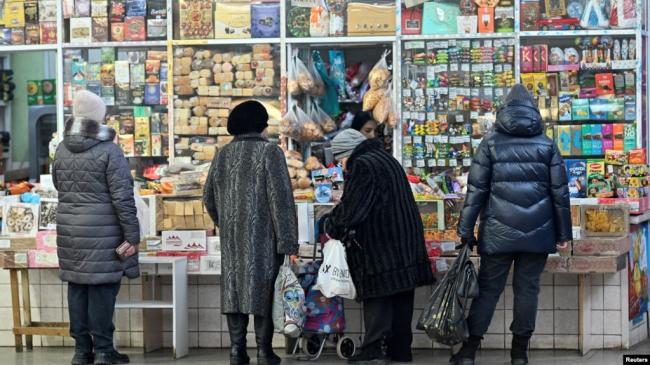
[461,236,477,249]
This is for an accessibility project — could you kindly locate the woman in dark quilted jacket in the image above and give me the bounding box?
[454,85,572,365]
[53,90,138,365]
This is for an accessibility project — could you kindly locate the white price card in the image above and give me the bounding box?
[416,160,426,168]
[463,158,472,166]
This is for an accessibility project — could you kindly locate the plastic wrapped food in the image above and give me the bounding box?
[362,88,385,111]
[368,50,391,90]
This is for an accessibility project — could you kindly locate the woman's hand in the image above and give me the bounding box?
[556,241,570,250]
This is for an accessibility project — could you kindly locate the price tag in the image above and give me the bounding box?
[418,112,426,121]
[433,135,442,143]
[415,88,424,97]
[413,136,423,144]
[456,114,464,123]
[484,88,494,97]
[461,63,470,72]
[449,136,458,144]
[449,159,458,167]
[427,112,436,120]
[437,159,447,167]
[403,89,412,97]
[403,111,412,119]
[450,63,459,72]
[485,40,493,48]
[416,159,426,168]
[471,88,480,97]
[504,64,513,72]
[428,159,437,167]
[436,258,449,272]
[460,135,471,143]
[470,111,479,120]
[495,64,503,73]
[441,242,456,252]
[403,136,412,144]
[463,158,472,166]
[425,135,434,143]
[440,136,449,143]
[0,239,9,249]
[427,66,436,78]
[403,160,413,168]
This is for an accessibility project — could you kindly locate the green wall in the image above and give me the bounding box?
[10,53,47,164]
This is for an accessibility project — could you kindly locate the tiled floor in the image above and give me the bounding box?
[0,341,649,365]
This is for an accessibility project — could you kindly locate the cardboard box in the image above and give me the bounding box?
[572,237,630,256]
[0,251,28,268]
[207,236,220,255]
[27,249,58,268]
[567,254,626,273]
[157,251,204,272]
[200,255,221,274]
[544,255,569,272]
[36,231,57,250]
[162,230,207,252]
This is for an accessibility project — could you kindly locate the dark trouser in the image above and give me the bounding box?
[362,290,415,359]
[467,253,548,338]
[67,282,121,354]
[226,313,274,348]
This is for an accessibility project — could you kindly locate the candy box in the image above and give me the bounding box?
[456,15,477,34]
[624,96,636,121]
[581,124,593,155]
[179,0,214,39]
[567,254,626,273]
[494,6,514,33]
[251,3,280,38]
[27,80,43,106]
[147,0,167,18]
[520,0,540,31]
[595,73,615,95]
[605,149,627,165]
[570,125,582,156]
[39,22,57,44]
[589,98,609,121]
[591,124,603,155]
[613,124,625,150]
[520,47,533,73]
[92,17,109,42]
[621,164,648,177]
[558,92,572,121]
[147,18,167,39]
[27,249,58,268]
[4,1,26,28]
[126,0,146,16]
[602,124,614,151]
[214,3,251,39]
[70,17,93,44]
[581,204,629,237]
[200,255,221,274]
[144,83,160,105]
[556,125,571,156]
[124,16,145,41]
[111,22,125,41]
[572,236,630,256]
[607,98,625,121]
[624,124,636,152]
[544,255,569,272]
[572,98,590,120]
[477,7,494,33]
[91,0,109,17]
[24,2,38,24]
[348,3,396,35]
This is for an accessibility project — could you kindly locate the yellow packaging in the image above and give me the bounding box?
[4,1,26,28]
[347,3,396,36]
[214,3,251,39]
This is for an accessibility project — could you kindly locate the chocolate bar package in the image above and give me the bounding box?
[145,59,160,83]
[147,18,166,39]
[602,124,614,151]
[582,124,593,155]
[624,96,636,121]
[92,18,109,42]
[126,0,147,16]
[591,124,603,155]
[118,134,135,157]
[556,125,571,156]
[130,83,145,105]
[147,0,167,18]
[120,113,135,134]
[70,17,92,44]
[5,1,25,28]
[130,64,145,84]
[124,16,146,41]
[150,112,162,134]
[76,0,92,17]
[100,64,115,87]
[115,82,131,105]
[114,60,130,84]
[566,159,587,198]
[39,22,57,44]
[24,2,39,24]
[571,125,582,156]
[92,0,109,17]
[624,124,636,151]
[110,0,126,22]
[613,124,625,150]
[111,22,125,41]
[144,83,160,105]
[25,24,40,45]
[101,85,115,106]
[251,3,280,38]
[151,134,162,156]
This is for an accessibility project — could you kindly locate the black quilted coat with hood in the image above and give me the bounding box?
[457,85,572,255]
[53,117,140,284]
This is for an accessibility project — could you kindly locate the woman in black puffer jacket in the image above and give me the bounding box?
[454,85,571,365]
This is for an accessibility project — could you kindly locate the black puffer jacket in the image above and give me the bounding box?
[53,117,140,284]
[457,97,572,255]
[325,140,433,300]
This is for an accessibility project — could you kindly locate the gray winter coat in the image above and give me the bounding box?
[203,134,298,317]
[53,117,140,284]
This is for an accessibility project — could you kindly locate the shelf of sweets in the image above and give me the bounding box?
[0,0,57,46]
[401,33,515,41]
[286,36,397,45]
[62,46,170,159]
[64,0,168,45]
[172,44,281,165]
[399,0,515,37]
[63,41,168,48]
[519,0,639,34]
[519,29,639,37]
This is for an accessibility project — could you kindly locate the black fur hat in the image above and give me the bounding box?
[227,100,269,136]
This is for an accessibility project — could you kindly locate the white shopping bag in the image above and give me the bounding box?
[314,239,356,299]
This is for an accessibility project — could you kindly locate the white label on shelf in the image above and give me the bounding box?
[427,112,436,120]
[416,159,426,167]
[403,111,412,119]
[437,159,447,167]
[404,136,412,144]
[485,40,493,48]
[428,159,437,167]
[471,89,480,97]
[0,240,9,249]
[440,136,449,143]
[461,87,471,96]
[461,64,470,72]
[456,114,464,123]
[436,259,449,272]
[450,63,459,72]
[413,136,423,144]
[504,64,513,72]
[425,135,434,143]
[403,160,413,168]
[441,241,456,252]
[403,89,412,97]
[470,111,479,119]
[463,158,472,166]
[495,64,503,73]
[418,113,426,121]
[415,88,424,97]
[449,136,458,144]
[427,66,436,78]
[405,41,425,50]
[410,80,418,89]
[449,159,458,167]
[485,88,494,97]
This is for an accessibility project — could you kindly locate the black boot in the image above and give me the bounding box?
[227,314,251,365]
[511,335,530,365]
[71,352,94,365]
[348,338,390,365]
[93,350,129,365]
[255,315,281,365]
[451,335,481,365]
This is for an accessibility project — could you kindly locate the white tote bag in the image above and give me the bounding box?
[314,239,356,299]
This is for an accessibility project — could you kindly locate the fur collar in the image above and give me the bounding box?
[347,139,383,171]
[64,117,116,142]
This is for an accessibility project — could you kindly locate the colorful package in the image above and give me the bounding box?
[566,159,587,198]
[214,3,251,39]
[251,4,280,38]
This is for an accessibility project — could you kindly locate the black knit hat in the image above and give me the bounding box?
[227,100,269,136]
[351,111,374,131]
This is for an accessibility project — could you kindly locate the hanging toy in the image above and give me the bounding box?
[580,0,610,29]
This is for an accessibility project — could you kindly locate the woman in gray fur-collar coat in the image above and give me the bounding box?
[203,100,298,365]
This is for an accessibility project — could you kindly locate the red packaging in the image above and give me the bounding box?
[539,44,548,72]
[477,7,494,33]
[39,22,57,44]
[521,46,533,73]
[124,16,145,41]
[595,73,615,95]
[63,82,73,107]
[111,22,125,41]
[613,124,625,150]
[532,45,541,72]
[628,148,647,164]
[401,6,422,35]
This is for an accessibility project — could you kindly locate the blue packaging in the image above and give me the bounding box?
[144,83,160,105]
[251,3,280,38]
[126,0,146,17]
[566,159,587,198]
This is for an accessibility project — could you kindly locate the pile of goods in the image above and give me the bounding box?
[285,150,313,201]
[521,0,637,31]
[66,0,167,43]
[178,0,280,39]
[0,0,57,45]
[172,45,280,164]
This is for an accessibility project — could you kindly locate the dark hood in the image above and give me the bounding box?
[347,139,383,171]
[495,99,543,137]
[63,117,116,153]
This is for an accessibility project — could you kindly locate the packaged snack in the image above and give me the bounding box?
[566,159,587,198]
[70,17,93,44]
[581,204,629,237]
[179,0,213,39]
[628,148,646,164]
[92,18,109,42]
[125,16,146,41]
[309,6,329,37]
[251,3,280,38]
[214,3,251,39]
[287,7,310,37]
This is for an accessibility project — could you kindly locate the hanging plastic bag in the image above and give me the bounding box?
[296,104,324,141]
[367,50,391,90]
[362,87,385,112]
[312,50,340,117]
[295,56,315,94]
[417,244,477,346]
[372,82,392,124]
[281,106,302,140]
[134,189,150,238]
[316,103,337,133]
[272,256,306,337]
[313,239,356,299]
[288,55,302,97]
[308,57,326,97]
